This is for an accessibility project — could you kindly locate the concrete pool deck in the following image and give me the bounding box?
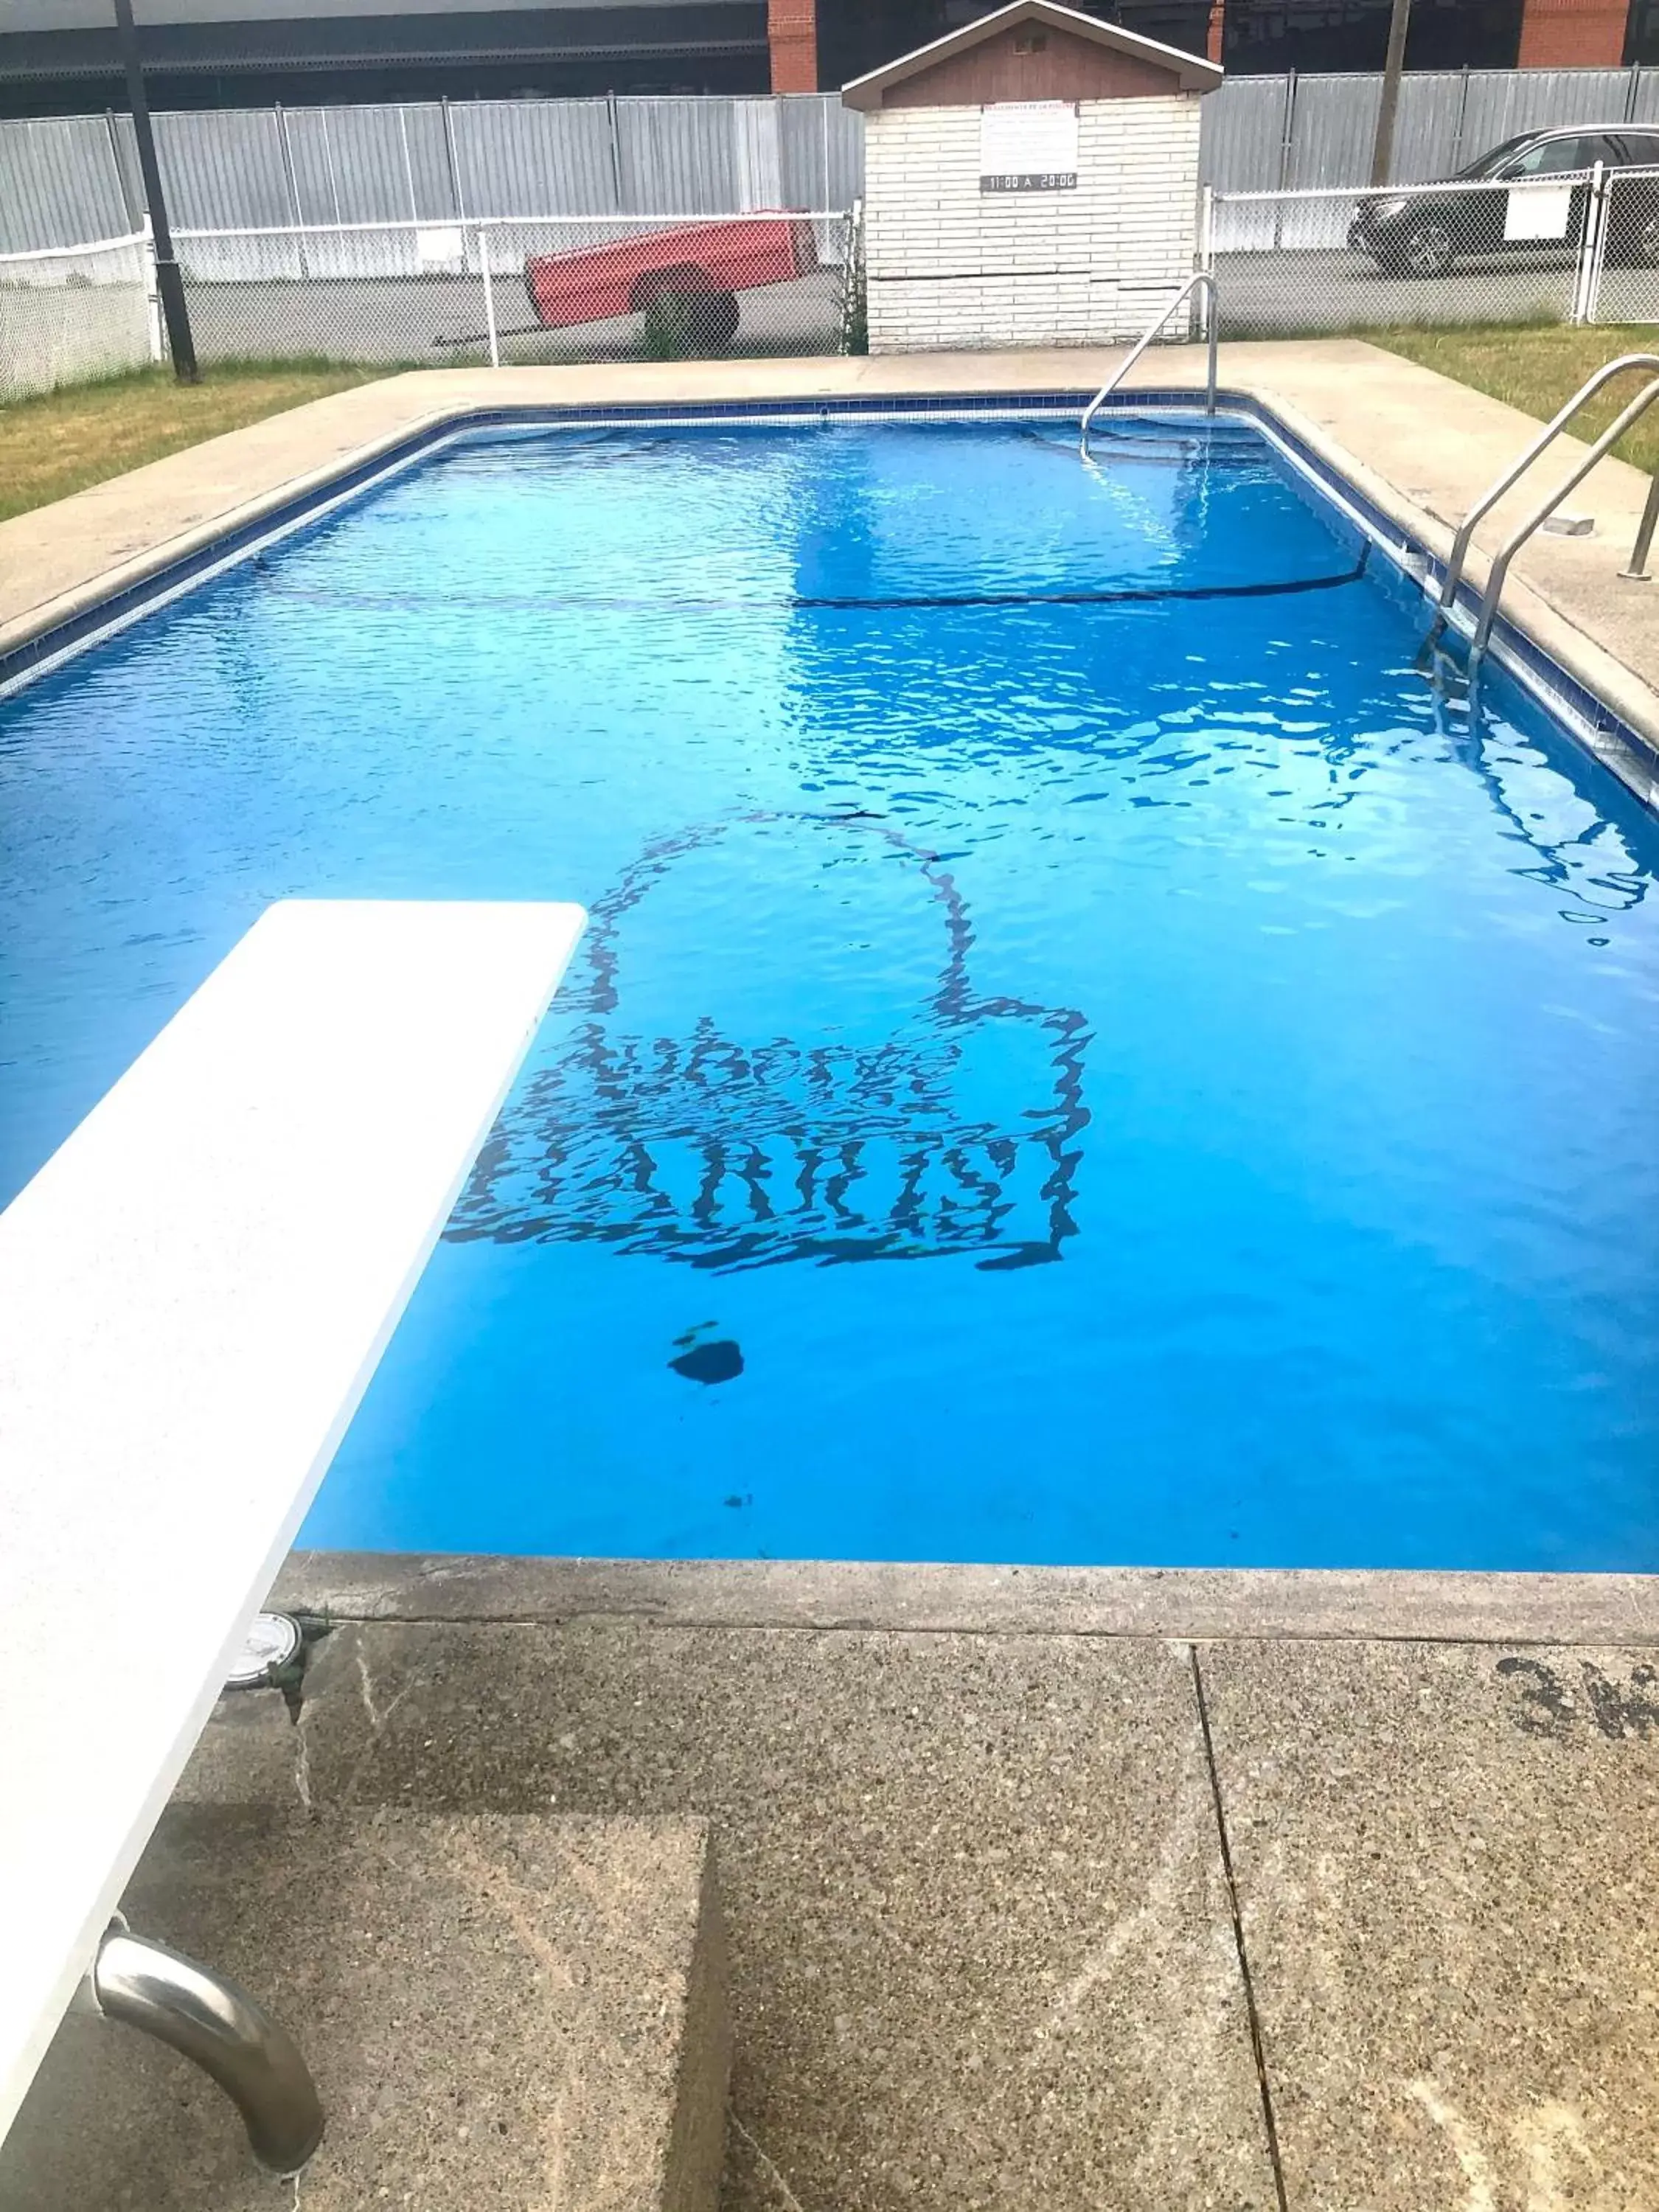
[7,338,1659,799]
[7,342,1659,2205]
[7,1554,1656,2212]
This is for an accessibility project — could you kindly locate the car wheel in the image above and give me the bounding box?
[1401,220,1455,278]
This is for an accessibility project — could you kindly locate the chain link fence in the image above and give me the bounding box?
[19,173,1659,398]
[173,210,860,367]
[1207,165,1659,337]
[0,231,158,401]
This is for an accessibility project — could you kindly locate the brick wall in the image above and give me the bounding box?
[864,97,1203,352]
[1518,0,1628,66]
[768,0,818,93]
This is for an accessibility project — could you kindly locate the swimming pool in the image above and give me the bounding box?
[4,406,1658,1571]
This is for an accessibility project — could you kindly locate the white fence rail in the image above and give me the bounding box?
[0,229,158,401]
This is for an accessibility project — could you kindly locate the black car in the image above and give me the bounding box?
[1349,125,1659,276]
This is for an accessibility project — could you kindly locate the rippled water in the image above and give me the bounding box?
[4,416,1658,1568]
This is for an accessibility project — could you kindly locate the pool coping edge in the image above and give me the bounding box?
[271,1553,1659,1644]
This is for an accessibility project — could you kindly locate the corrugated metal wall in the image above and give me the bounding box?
[3,72,1657,257]
[0,93,864,253]
[1195,63,1659,197]
[0,115,130,249]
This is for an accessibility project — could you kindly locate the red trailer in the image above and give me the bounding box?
[524,215,819,348]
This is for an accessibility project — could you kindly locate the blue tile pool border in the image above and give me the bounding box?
[4,383,1656,809]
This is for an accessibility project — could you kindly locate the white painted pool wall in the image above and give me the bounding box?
[864,97,1203,352]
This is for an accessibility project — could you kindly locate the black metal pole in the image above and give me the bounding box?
[1369,0,1414,188]
[111,0,197,381]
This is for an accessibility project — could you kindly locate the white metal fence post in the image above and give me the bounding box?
[142,217,164,363]
[479,223,500,369]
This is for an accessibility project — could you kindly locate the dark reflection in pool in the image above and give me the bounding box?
[449,811,1091,1273]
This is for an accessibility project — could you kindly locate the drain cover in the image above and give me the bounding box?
[225,1610,302,1688]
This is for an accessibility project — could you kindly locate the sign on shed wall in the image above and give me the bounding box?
[978,100,1079,192]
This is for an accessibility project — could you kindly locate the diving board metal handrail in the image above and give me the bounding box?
[1425,353,1659,661]
[1079,273,1217,456]
[93,1926,324,2176]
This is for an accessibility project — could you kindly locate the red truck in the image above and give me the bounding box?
[524,215,819,349]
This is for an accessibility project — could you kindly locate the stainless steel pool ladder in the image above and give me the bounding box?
[1425,353,1659,668]
[1079,273,1217,457]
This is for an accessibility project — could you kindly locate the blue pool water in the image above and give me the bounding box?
[4,413,1659,1571]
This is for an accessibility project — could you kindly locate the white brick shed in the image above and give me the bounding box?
[842,0,1222,354]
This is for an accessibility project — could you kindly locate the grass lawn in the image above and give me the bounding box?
[0,361,390,524]
[1368,323,1659,475]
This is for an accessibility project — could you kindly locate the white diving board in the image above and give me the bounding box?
[0,898,585,2146]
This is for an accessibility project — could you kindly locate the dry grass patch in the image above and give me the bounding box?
[1367,323,1659,475]
[0,362,391,522]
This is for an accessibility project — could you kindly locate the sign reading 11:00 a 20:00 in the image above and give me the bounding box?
[978,101,1079,194]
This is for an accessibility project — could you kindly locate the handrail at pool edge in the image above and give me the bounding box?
[1425,352,1659,661]
[1468,370,1659,661]
[1079,273,1218,456]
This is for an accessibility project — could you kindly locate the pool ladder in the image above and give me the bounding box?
[1079,273,1217,458]
[1424,352,1659,671]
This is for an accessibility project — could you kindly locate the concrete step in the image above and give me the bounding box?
[0,1808,728,2212]
[178,1604,1282,2212]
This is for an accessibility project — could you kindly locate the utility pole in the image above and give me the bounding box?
[1368,0,1414,188]
[112,0,198,381]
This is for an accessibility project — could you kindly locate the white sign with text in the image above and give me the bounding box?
[979,102,1079,193]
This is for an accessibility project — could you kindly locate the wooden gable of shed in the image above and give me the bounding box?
[842,1,1220,110]
[883,21,1189,107]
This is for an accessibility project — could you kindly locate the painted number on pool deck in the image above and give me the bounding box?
[1497,1657,1659,1741]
